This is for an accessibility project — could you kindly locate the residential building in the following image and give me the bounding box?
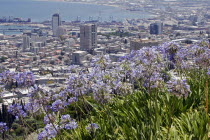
[80,24,97,52]
[130,39,159,50]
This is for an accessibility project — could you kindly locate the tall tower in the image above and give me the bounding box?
[80,24,97,52]
[22,35,30,51]
[52,13,61,36]
[150,22,163,35]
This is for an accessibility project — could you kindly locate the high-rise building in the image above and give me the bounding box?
[80,24,97,52]
[22,35,30,51]
[150,22,163,35]
[52,13,61,36]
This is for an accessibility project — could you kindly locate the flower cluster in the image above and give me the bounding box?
[167,78,191,98]
[86,123,99,131]
[60,114,78,130]
[61,46,169,103]
[38,114,78,139]
[38,123,59,140]
[44,113,56,125]
[0,71,35,89]
[175,41,210,70]
[91,55,111,69]
[0,122,8,133]
[24,99,41,114]
[208,68,210,76]
[51,99,66,112]
[8,104,27,119]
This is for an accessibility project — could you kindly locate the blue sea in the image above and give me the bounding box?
[0,0,151,22]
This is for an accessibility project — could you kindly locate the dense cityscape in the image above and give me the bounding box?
[0,0,209,139]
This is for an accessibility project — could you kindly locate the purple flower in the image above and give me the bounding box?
[66,73,88,97]
[44,114,56,124]
[64,121,78,130]
[175,44,210,70]
[167,78,191,98]
[207,68,210,76]
[51,99,65,112]
[86,123,99,131]
[61,97,78,106]
[38,123,59,140]
[195,51,210,67]
[0,71,35,88]
[91,55,111,69]
[60,114,71,123]
[92,80,112,102]
[68,97,78,104]
[27,85,39,97]
[8,104,27,119]
[38,130,48,140]
[24,101,41,113]
[60,114,78,130]
[0,122,8,133]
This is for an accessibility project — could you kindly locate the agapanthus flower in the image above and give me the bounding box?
[165,43,179,62]
[92,80,112,102]
[64,121,78,130]
[167,78,191,98]
[24,101,41,113]
[8,104,27,119]
[86,123,99,131]
[0,122,8,133]
[207,68,210,76]
[44,113,56,124]
[0,71,35,88]
[60,114,71,123]
[144,71,164,89]
[58,90,68,100]
[60,114,78,130]
[51,99,65,112]
[37,89,53,105]
[175,44,210,70]
[38,130,48,140]
[68,97,78,104]
[91,55,111,69]
[195,51,210,67]
[66,73,88,97]
[130,65,143,80]
[27,84,39,97]
[38,123,59,140]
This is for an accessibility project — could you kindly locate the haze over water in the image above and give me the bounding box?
[0,0,151,22]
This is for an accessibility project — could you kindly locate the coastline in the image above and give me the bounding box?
[0,0,154,23]
[32,0,155,17]
[33,0,124,9]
